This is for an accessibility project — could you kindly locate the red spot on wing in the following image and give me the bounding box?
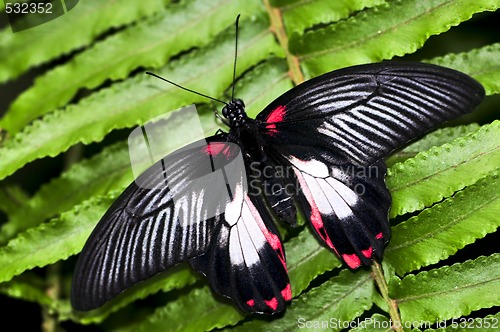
[247,196,288,271]
[265,105,286,135]
[265,231,281,251]
[203,142,231,157]
[293,168,337,252]
[362,247,373,258]
[268,232,287,272]
[310,211,337,253]
[375,232,384,240]
[246,299,255,307]
[281,284,292,301]
[266,105,286,123]
[342,253,361,269]
[265,298,279,311]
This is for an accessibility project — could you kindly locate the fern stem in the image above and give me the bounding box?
[42,263,61,332]
[371,261,403,332]
[41,145,83,332]
[263,0,304,85]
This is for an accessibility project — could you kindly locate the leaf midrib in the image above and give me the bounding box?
[386,193,498,252]
[282,272,373,332]
[299,0,454,60]
[389,144,499,193]
[396,274,500,304]
[49,0,232,99]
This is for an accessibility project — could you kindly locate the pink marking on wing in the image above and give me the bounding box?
[281,284,292,301]
[245,196,288,271]
[266,232,287,271]
[342,253,362,269]
[266,105,286,123]
[362,247,373,258]
[263,231,281,250]
[265,105,286,135]
[293,168,336,250]
[375,232,384,240]
[246,299,255,307]
[265,297,279,311]
[202,142,230,157]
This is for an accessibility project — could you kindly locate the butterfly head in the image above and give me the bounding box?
[222,99,248,127]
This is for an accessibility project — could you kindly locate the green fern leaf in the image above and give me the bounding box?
[235,269,374,331]
[269,0,300,7]
[385,124,480,166]
[0,273,56,311]
[288,0,500,78]
[0,0,168,84]
[134,269,374,331]
[134,286,240,332]
[277,0,384,35]
[1,0,262,134]
[387,121,500,217]
[0,15,281,181]
[391,254,500,322]
[0,185,29,216]
[287,227,342,293]
[70,265,198,324]
[385,171,500,275]
[427,42,500,95]
[0,142,132,244]
[0,192,117,283]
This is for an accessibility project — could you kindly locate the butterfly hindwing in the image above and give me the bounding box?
[190,175,291,314]
[283,154,391,268]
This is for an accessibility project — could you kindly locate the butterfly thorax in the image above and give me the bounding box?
[222,99,268,160]
[222,99,250,128]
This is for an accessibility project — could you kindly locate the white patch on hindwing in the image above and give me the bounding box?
[225,184,245,227]
[287,156,329,177]
[326,177,359,208]
[235,203,267,266]
[225,184,268,267]
[289,157,359,220]
[300,173,355,220]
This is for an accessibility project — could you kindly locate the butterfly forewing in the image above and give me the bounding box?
[71,136,246,311]
[258,62,484,166]
[256,62,483,269]
[72,135,291,314]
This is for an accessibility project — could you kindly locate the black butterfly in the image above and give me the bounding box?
[71,59,484,314]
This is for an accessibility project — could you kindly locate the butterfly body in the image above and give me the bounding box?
[72,62,484,314]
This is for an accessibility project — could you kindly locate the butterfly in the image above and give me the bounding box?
[71,59,484,314]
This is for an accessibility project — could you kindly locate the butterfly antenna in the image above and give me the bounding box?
[231,14,241,102]
[145,72,228,106]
